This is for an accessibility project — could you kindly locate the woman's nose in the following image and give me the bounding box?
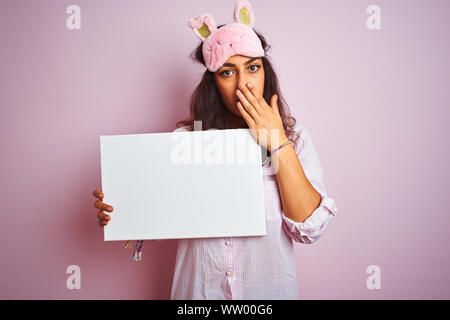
[237,80,248,90]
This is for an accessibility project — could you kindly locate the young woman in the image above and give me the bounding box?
[93,0,338,300]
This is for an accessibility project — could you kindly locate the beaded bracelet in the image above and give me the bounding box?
[270,140,292,156]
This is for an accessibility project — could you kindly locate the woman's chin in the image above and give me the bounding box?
[225,102,244,119]
[231,105,243,117]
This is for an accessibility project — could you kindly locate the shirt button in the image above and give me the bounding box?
[225,241,231,246]
[226,271,232,276]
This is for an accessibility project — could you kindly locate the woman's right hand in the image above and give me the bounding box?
[93,189,114,228]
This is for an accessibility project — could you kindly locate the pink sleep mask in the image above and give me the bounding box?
[187,0,265,72]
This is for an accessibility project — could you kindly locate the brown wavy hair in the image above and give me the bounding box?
[176,25,300,150]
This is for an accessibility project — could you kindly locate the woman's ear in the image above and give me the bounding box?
[233,0,256,28]
[188,13,217,42]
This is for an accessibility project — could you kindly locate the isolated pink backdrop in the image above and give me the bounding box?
[1,0,449,299]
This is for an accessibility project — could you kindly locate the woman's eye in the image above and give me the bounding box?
[220,70,232,77]
[249,65,261,72]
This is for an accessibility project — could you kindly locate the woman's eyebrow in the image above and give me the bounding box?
[222,57,260,67]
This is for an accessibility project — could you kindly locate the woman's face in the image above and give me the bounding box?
[214,55,265,119]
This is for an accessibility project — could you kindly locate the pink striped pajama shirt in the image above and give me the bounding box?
[167,123,338,300]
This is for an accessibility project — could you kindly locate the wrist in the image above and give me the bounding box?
[269,131,288,151]
[270,137,291,155]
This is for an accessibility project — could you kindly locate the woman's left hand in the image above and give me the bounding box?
[236,82,288,152]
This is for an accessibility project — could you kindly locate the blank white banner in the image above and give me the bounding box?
[100,128,266,241]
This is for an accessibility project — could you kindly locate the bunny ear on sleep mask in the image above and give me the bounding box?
[187,13,217,42]
[233,0,256,28]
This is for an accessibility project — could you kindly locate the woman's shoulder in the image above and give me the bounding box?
[172,125,191,132]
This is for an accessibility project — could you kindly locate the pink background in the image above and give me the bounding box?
[1,0,449,299]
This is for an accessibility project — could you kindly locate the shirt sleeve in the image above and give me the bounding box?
[280,125,338,244]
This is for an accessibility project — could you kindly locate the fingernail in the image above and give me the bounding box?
[247,83,253,88]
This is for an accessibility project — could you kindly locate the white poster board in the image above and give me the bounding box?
[100,128,266,241]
